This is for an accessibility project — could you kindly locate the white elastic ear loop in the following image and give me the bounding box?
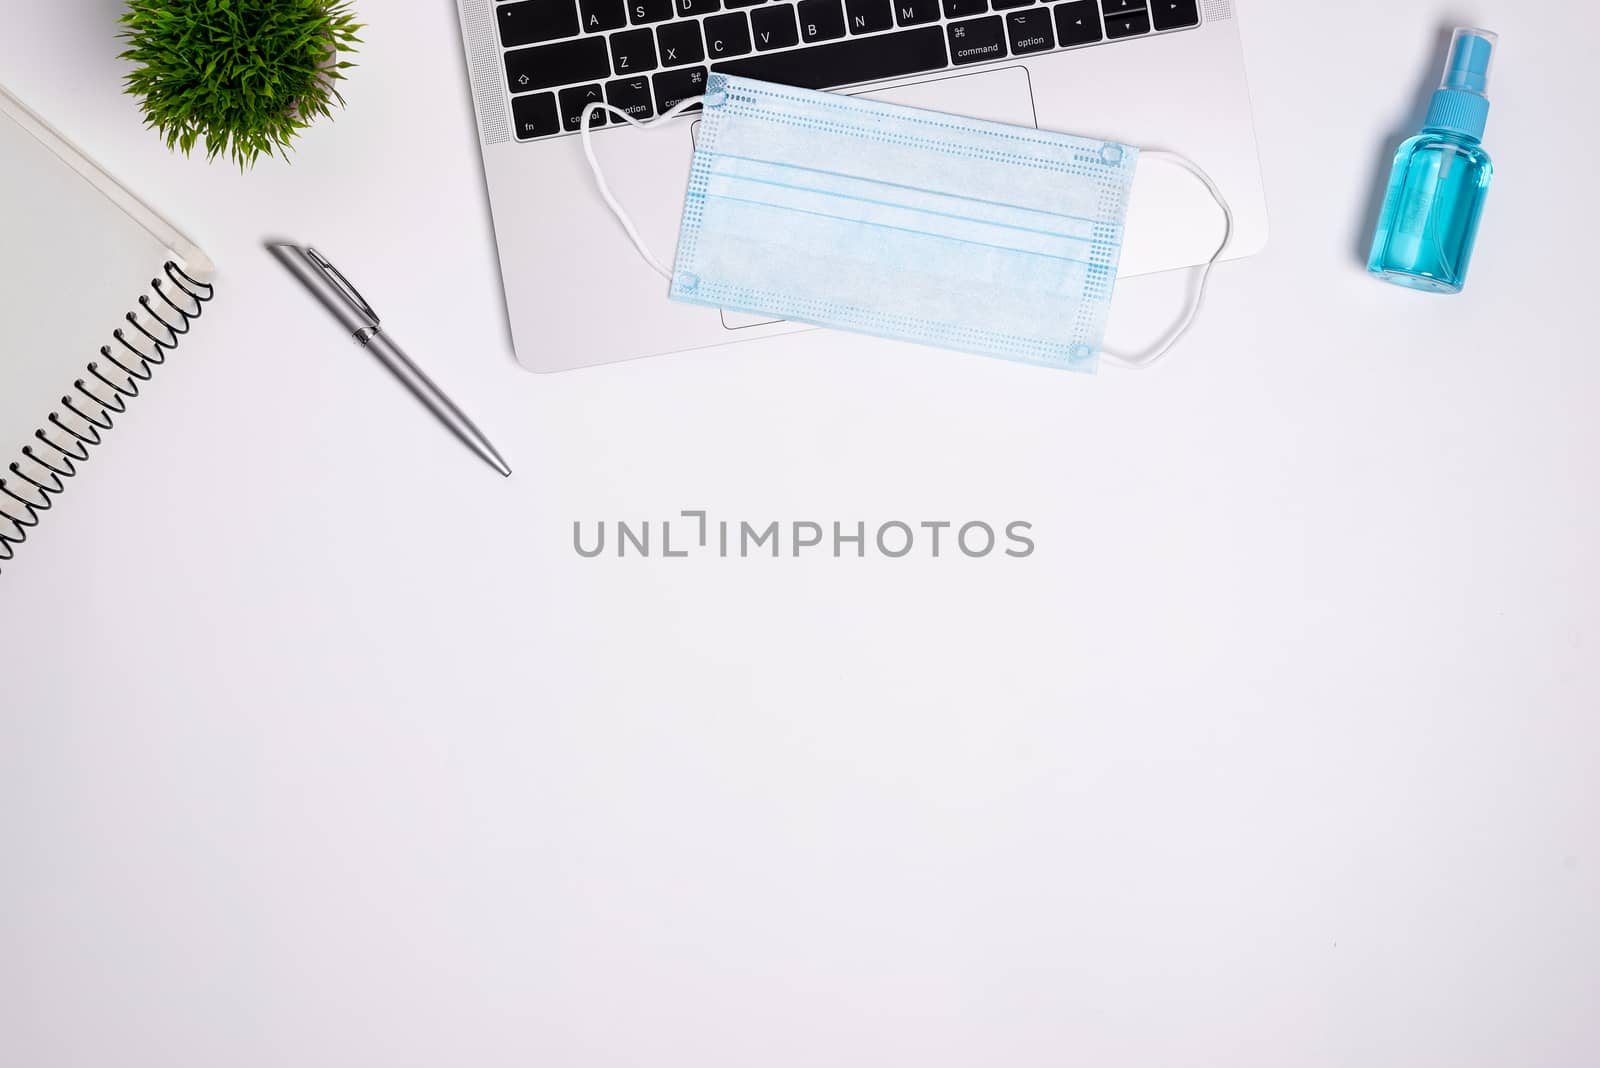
[580,98,705,283]
[1101,149,1234,371]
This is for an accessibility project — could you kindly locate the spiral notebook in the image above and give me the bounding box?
[0,84,215,574]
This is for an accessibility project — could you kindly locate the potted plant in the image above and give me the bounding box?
[119,0,363,168]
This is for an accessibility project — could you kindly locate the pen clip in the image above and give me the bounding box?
[305,247,381,327]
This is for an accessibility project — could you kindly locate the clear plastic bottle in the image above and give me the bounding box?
[1368,28,1498,293]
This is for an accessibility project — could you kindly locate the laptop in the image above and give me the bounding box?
[455,0,1268,371]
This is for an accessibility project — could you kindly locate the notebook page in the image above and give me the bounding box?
[0,91,199,460]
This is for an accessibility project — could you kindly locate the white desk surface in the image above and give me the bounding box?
[3,3,1597,1065]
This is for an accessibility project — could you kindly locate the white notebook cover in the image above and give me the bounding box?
[1,83,213,564]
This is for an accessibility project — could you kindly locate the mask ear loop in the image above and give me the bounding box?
[580,98,706,283]
[1101,150,1235,371]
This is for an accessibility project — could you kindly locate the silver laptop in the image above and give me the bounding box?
[455,0,1268,372]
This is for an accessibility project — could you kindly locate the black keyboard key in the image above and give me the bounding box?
[846,0,893,32]
[1103,9,1148,36]
[942,0,985,18]
[1151,0,1198,30]
[1005,8,1053,53]
[498,0,580,47]
[752,5,800,48]
[629,0,673,23]
[1053,0,1102,45]
[606,75,655,120]
[947,15,1005,64]
[797,0,846,42]
[658,20,706,65]
[705,12,753,56]
[511,92,561,139]
[992,0,1031,9]
[559,83,607,130]
[714,23,947,87]
[580,0,627,31]
[893,0,940,24]
[1100,0,1142,13]
[654,66,709,111]
[610,26,659,73]
[676,0,720,13]
[506,37,611,92]
[727,0,765,7]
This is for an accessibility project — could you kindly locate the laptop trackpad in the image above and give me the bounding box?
[717,66,1039,331]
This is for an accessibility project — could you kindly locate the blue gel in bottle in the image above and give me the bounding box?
[1369,28,1498,293]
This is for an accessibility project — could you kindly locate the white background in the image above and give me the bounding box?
[3,2,1597,1065]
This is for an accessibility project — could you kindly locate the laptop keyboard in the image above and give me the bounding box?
[499,0,1202,140]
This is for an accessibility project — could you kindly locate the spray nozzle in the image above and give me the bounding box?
[1441,27,1497,96]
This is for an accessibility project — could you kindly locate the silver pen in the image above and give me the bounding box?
[270,244,512,477]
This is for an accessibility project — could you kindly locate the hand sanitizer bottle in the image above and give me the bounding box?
[1368,28,1498,293]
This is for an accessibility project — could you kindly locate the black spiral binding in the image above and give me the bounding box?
[0,262,215,575]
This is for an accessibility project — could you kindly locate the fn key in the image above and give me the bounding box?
[512,92,560,139]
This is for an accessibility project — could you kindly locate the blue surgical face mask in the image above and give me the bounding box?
[584,75,1230,372]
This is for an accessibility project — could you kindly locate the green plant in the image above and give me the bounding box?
[119,0,363,168]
